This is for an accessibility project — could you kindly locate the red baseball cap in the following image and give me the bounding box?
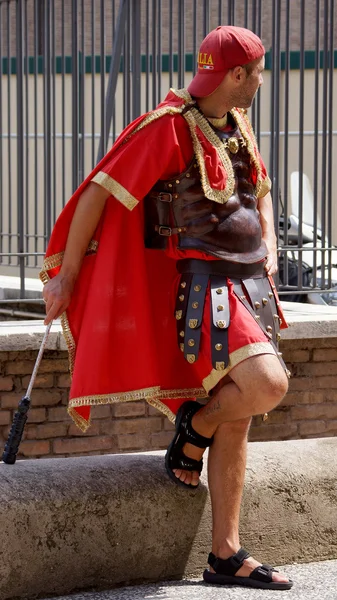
[188,26,265,98]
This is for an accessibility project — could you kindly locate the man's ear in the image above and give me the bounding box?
[231,65,245,83]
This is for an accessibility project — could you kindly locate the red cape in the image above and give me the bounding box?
[40,89,280,431]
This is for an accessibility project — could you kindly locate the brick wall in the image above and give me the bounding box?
[1,335,337,460]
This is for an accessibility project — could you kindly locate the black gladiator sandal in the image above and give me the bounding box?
[203,548,293,590]
[165,401,213,489]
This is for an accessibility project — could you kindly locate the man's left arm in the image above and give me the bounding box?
[257,191,278,276]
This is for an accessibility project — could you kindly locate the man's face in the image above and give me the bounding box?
[235,56,265,108]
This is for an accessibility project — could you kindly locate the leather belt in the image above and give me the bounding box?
[177,258,266,278]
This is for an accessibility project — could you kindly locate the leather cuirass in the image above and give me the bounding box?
[144,113,267,263]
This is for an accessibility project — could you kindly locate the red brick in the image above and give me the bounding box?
[313,348,337,362]
[6,361,35,375]
[288,377,316,391]
[147,405,161,417]
[294,363,337,377]
[291,404,337,421]
[68,421,100,436]
[0,376,14,391]
[27,408,47,423]
[248,423,298,442]
[280,391,326,406]
[284,350,310,363]
[48,406,69,422]
[32,422,69,439]
[151,430,174,448]
[57,374,71,388]
[91,405,112,419]
[164,419,175,431]
[325,420,337,433]
[112,401,146,418]
[299,421,327,436]
[29,390,62,407]
[103,417,162,436]
[19,440,50,456]
[118,433,150,450]
[22,374,54,389]
[38,359,69,374]
[0,410,11,425]
[53,436,114,454]
[1,393,24,409]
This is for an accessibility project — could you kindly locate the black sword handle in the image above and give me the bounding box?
[2,396,31,465]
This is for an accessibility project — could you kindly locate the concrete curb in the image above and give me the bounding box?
[0,438,337,599]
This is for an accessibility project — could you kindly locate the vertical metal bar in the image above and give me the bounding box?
[0,4,3,257]
[112,0,116,142]
[52,0,56,224]
[152,0,157,107]
[24,0,29,265]
[169,0,174,86]
[244,0,248,28]
[96,0,128,162]
[34,0,38,263]
[297,0,305,291]
[272,0,281,273]
[282,0,290,285]
[320,0,329,288]
[16,0,25,295]
[312,0,320,288]
[79,0,85,183]
[177,0,184,89]
[91,0,95,168]
[157,0,161,102]
[71,0,79,191]
[269,0,275,184]
[123,1,131,126]
[62,0,66,206]
[250,0,257,129]
[44,0,52,244]
[100,0,106,155]
[218,0,223,24]
[132,0,141,120]
[145,0,150,111]
[327,0,334,290]
[255,0,262,148]
[192,0,197,76]
[203,0,209,37]
[7,1,12,261]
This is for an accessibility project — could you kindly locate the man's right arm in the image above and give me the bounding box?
[43,182,111,324]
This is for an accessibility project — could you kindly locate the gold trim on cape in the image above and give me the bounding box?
[92,172,139,211]
[68,385,206,431]
[202,342,276,393]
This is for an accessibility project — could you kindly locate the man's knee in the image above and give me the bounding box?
[253,368,289,413]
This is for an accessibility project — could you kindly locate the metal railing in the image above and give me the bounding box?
[0,0,336,303]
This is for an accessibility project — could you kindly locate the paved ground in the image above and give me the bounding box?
[40,560,337,600]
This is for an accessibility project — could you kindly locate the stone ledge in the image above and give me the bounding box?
[1,302,337,351]
[0,438,336,600]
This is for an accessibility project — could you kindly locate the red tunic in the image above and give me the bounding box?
[40,89,286,432]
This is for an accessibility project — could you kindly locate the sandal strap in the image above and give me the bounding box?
[250,564,274,583]
[208,548,250,576]
[181,404,214,449]
[169,453,203,474]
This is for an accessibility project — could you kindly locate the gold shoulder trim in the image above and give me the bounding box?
[202,341,276,393]
[92,171,139,211]
[231,108,263,197]
[171,87,194,103]
[131,104,187,137]
[183,107,235,204]
[257,175,272,199]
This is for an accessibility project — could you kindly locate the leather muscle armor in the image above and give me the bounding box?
[144,114,267,263]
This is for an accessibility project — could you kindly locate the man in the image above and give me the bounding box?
[42,26,292,590]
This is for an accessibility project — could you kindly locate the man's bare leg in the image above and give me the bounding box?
[173,354,288,486]
[207,417,289,583]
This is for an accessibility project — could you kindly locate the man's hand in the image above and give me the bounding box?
[43,273,75,325]
[264,246,278,276]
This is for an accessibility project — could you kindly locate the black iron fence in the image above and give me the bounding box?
[0,0,336,303]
